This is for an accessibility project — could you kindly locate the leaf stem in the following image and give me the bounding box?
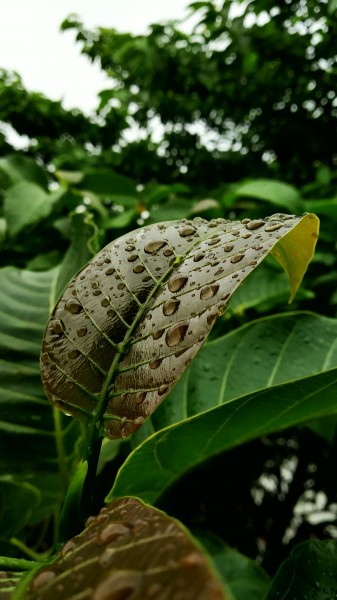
[9,538,51,562]
[80,436,103,518]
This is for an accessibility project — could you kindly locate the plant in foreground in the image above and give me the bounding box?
[2,211,330,599]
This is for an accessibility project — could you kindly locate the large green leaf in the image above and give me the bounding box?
[41,214,318,445]
[21,498,227,600]
[0,268,84,538]
[4,182,63,238]
[266,540,337,599]
[234,179,304,213]
[110,368,337,504]
[0,155,49,189]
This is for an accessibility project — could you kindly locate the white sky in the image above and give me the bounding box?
[0,0,190,113]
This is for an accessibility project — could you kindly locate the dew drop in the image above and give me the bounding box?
[101,297,110,307]
[60,540,76,557]
[77,326,87,337]
[181,552,205,568]
[253,244,263,250]
[166,322,189,346]
[51,319,64,334]
[224,244,234,252]
[134,416,145,425]
[242,218,251,224]
[92,572,142,600]
[117,283,125,290]
[127,254,138,262]
[193,251,205,262]
[200,284,219,300]
[163,298,180,316]
[135,391,147,403]
[142,275,152,282]
[241,233,251,239]
[133,264,145,273]
[69,349,80,359]
[125,245,135,252]
[207,237,220,245]
[96,523,130,546]
[248,259,258,266]
[105,267,115,276]
[41,352,50,363]
[104,257,111,264]
[93,289,102,296]
[30,569,58,591]
[230,253,244,264]
[168,273,188,292]
[265,221,282,232]
[149,358,162,369]
[175,347,188,357]
[65,299,83,314]
[207,308,219,326]
[179,225,196,237]
[158,384,169,395]
[144,239,167,253]
[153,328,165,340]
[163,247,173,256]
[107,309,115,318]
[246,219,265,230]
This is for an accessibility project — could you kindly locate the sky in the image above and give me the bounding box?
[0,0,190,113]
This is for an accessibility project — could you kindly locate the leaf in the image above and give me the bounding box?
[4,182,63,238]
[109,368,337,504]
[77,169,137,197]
[41,214,318,443]
[196,531,270,600]
[24,497,227,600]
[0,571,22,599]
[0,267,84,537]
[0,155,49,189]
[234,180,303,214]
[0,477,40,539]
[55,211,99,300]
[266,540,337,599]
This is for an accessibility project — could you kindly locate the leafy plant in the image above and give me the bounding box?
[2,205,330,599]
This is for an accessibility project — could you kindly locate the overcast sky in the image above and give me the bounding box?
[1,0,189,113]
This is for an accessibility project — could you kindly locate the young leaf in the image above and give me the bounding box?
[24,498,227,600]
[41,214,318,441]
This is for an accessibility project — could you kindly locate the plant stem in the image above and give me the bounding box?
[9,538,51,562]
[80,435,103,519]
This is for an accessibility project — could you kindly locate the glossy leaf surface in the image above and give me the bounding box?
[25,497,226,600]
[41,214,318,440]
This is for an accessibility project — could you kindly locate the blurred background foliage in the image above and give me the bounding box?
[1,0,337,583]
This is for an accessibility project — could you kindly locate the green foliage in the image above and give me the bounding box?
[1,1,337,597]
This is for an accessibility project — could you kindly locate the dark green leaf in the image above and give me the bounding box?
[0,477,40,539]
[41,214,318,442]
[266,540,337,599]
[235,180,303,214]
[196,531,270,600]
[77,169,137,197]
[0,155,49,189]
[4,183,63,238]
[0,268,84,537]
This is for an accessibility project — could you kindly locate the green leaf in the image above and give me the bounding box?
[235,180,303,214]
[196,531,270,600]
[55,211,99,300]
[266,540,337,599]
[110,368,337,504]
[24,498,226,600]
[0,477,40,539]
[0,267,84,538]
[77,169,137,197]
[4,182,63,238]
[40,214,318,445]
[328,0,337,14]
[0,155,49,189]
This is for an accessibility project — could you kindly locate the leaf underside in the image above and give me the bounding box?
[25,497,226,600]
[41,214,318,439]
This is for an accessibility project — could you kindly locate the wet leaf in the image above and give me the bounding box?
[0,571,22,599]
[25,497,227,600]
[266,540,337,599]
[41,214,318,440]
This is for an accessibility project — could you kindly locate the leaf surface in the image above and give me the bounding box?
[24,498,227,600]
[4,182,63,237]
[266,540,337,599]
[41,214,318,441]
[0,268,84,536]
